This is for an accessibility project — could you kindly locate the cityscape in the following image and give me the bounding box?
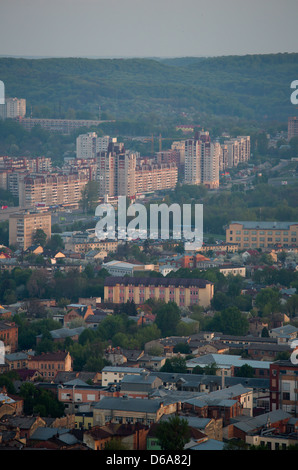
[0,0,298,459]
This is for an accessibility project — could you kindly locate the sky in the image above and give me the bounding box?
[0,0,298,58]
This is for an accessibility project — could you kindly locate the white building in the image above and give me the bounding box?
[76,133,115,159]
[1,97,26,119]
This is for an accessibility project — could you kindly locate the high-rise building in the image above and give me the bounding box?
[184,131,219,188]
[288,116,298,141]
[76,133,115,159]
[223,136,250,168]
[9,211,51,250]
[1,97,26,119]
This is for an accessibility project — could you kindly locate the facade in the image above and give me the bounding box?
[104,277,214,308]
[9,211,51,250]
[135,162,178,194]
[101,366,146,387]
[226,221,298,249]
[28,351,73,379]
[223,136,250,169]
[18,172,88,208]
[4,98,26,119]
[0,321,18,353]
[14,116,114,134]
[184,132,220,188]
[288,116,298,141]
[92,396,165,426]
[270,360,298,415]
[76,133,113,159]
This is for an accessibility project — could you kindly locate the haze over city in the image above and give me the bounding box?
[1,0,298,58]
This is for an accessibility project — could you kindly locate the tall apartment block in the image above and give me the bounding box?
[288,116,298,141]
[18,172,89,208]
[9,211,51,250]
[223,136,250,169]
[135,162,178,194]
[184,131,220,188]
[0,97,26,119]
[76,133,116,159]
[225,221,298,249]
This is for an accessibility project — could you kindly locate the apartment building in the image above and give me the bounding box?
[2,97,26,119]
[184,131,220,188]
[270,360,298,415]
[15,117,114,134]
[223,136,250,169]
[65,238,118,254]
[226,221,298,249]
[135,162,178,194]
[76,133,114,159]
[97,141,178,197]
[288,116,298,141]
[18,172,88,207]
[9,211,51,250]
[104,277,214,308]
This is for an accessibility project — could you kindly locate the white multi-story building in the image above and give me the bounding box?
[4,98,26,119]
[223,136,250,169]
[76,133,116,159]
[184,131,219,188]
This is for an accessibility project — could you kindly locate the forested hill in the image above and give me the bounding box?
[0,53,297,122]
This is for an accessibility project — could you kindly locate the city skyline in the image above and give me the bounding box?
[1,0,298,58]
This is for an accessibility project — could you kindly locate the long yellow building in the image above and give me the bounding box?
[104,277,214,309]
[226,221,298,250]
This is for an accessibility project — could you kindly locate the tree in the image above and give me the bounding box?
[155,302,180,336]
[46,234,64,252]
[210,306,249,335]
[80,181,99,213]
[154,416,191,451]
[235,364,254,378]
[32,229,47,247]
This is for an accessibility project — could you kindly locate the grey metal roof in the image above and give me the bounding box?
[233,409,292,433]
[230,221,298,230]
[30,427,70,441]
[187,439,226,450]
[93,397,162,413]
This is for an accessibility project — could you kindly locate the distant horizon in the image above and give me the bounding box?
[0,51,297,61]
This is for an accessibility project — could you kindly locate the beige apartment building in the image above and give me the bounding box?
[18,172,88,207]
[226,221,298,250]
[9,211,51,250]
[104,277,214,308]
[135,162,178,194]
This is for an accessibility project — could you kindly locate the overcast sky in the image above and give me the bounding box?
[0,0,297,58]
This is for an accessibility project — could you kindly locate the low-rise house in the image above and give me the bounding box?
[0,415,47,440]
[269,324,298,344]
[181,384,253,426]
[92,396,166,426]
[186,353,272,379]
[83,422,149,450]
[36,326,85,344]
[137,355,166,371]
[5,351,31,370]
[28,351,73,379]
[229,409,292,443]
[117,373,163,399]
[63,304,94,327]
[58,378,102,413]
[0,321,18,353]
[101,366,146,387]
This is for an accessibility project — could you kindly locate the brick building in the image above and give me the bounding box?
[28,351,73,379]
